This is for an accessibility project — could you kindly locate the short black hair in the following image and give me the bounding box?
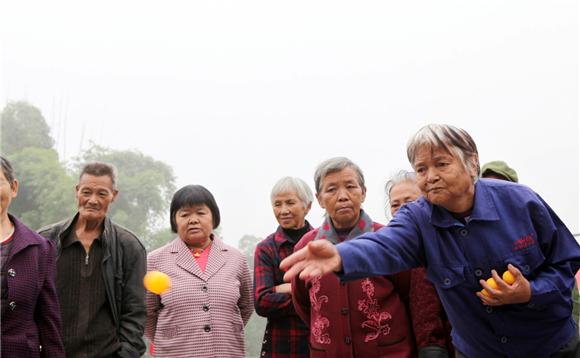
[170,185,221,232]
[0,156,16,187]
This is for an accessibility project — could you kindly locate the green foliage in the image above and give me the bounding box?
[75,144,176,242]
[239,234,262,269]
[1,101,75,229]
[238,234,267,358]
[1,101,54,155]
[146,227,175,252]
[1,101,177,249]
[7,148,76,230]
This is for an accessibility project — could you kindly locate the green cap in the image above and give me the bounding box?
[481,160,518,183]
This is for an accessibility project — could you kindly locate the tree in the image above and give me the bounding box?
[76,144,177,249]
[147,227,175,252]
[1,101,54,155]
[239,234,263,269]
[1,102,76,229]
[1,101,177,248]
[7,147,76,230]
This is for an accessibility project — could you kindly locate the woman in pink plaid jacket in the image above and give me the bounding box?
[145,185,253,358]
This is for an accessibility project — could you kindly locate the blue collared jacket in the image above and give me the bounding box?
[338,179,580,358]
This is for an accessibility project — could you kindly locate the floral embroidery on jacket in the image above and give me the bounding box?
[357,278,392,342]
[309,276,331,344]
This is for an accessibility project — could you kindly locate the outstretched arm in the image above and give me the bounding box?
[281,240,342,282]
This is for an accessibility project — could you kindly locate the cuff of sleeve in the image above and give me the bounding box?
[336,243,367,281]
[337,243,353,274]
[527,281,548,309]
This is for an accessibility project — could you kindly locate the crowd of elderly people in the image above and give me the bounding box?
[1,123,579,358]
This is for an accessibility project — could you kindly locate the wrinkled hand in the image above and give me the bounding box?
[280,240,343,282]
[477,264,531,306]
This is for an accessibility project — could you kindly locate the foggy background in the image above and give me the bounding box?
[2,1,578,356]
[2,1,578,244]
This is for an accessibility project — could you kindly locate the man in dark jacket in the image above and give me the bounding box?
[39,162,146,358]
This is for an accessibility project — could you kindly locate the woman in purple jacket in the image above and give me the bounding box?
[0,156,64,358]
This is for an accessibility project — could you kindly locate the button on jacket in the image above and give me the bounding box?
[2,214,64,358]
[338,179,580,358]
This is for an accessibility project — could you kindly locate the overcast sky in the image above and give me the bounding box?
[1,0,578,246]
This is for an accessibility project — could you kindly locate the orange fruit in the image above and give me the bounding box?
[480,277,498,297]
[486,277,499,290]
[144,271,171,295]
[502,271,516,285]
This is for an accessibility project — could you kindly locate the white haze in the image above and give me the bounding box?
[1,0,578,245]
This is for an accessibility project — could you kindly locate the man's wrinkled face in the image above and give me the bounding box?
[76,174,118,222]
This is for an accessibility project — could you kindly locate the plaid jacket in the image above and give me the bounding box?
[254,225,312,358]
[145,236,253,358]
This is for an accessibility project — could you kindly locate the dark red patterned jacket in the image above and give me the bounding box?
[292,222,415,358]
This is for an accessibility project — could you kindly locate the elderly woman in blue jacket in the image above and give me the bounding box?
[283,124,580,358]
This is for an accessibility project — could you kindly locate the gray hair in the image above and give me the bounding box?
[270,176,314,209]
[80,162,118,189]
[406,124,480,182]
[314,157,365,193]
[385,170,417,200]
[384,170,417,219]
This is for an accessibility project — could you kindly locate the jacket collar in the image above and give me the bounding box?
[7,214,42,257]
[314,210,374,244]
[273,221,313,249]
[56,213,113,243]
[429,180,500,228]
[170,233,228,281]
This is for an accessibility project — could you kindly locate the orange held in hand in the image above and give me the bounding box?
[480,270,516,297]
[481,277,499,297]
[502,270,516,285]
[144,271,171,295]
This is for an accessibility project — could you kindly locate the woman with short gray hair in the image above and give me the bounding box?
[385,169,453,358]
[313,156,365,194]
[291,157,416,357]
[254,176,313,358]
[283,124,580,358]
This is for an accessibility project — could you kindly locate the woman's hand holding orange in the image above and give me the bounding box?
[477,264,531,306]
